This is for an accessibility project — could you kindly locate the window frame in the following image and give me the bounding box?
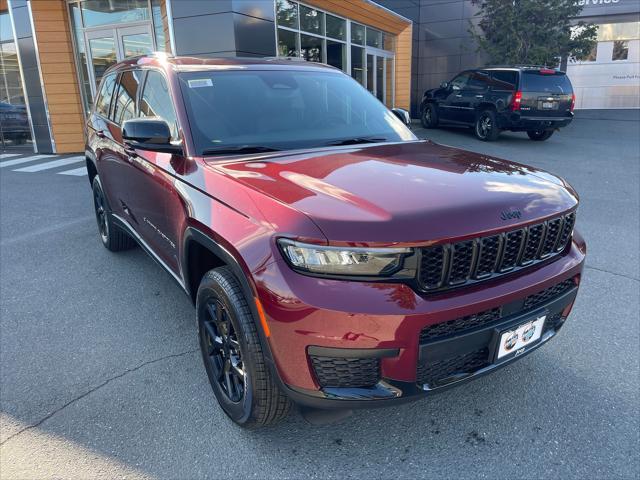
[139,68,180,141]
[93,71,118,120]
[110,68,143,126]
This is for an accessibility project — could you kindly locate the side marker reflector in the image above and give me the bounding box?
[255,297,270,337]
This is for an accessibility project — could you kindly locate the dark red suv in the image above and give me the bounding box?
[85,54,585,428]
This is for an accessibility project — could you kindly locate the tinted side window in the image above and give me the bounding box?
[490,71,517,91]
[467,71,490,91]
[139,71,178,140]
[112,70,142,125]
[450,72,470,90]
[95,73,116,118]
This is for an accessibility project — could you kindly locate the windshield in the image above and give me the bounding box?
[520,72,573,94]
[178,69,416,155]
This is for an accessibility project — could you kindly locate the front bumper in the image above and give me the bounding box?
[253,235,585,409]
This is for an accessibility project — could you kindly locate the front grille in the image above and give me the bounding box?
[310,356,380,388]
[417,211,576,292]
[417,348,489,387]
[420,278,575,343]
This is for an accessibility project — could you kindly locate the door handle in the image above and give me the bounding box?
[96,130,106,138]
[475,95,484,98]
[455,94,462,98]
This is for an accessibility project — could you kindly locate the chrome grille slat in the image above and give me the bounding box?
[417,212,576,293]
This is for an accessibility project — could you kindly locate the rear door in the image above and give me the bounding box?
[518,70,573,118]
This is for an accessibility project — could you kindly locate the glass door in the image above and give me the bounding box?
[85,24,153,97]
[365,50,393,105]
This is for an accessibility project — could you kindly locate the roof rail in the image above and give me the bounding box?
[485,64,556,69]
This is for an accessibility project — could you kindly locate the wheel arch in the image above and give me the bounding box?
[182,227,276,364]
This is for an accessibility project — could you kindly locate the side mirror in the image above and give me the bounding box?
[122,118,182,154]
[440,81,449,89]
[391,107,411,127]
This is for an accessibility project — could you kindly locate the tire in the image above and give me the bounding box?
[475,109,501,141]
[421,103,439,129]
[91,176,136,251]
[196,267,291,428]
[527,130,554,141]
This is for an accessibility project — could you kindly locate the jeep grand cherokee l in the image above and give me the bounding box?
[85,55,585,428]
[420,67,575,141]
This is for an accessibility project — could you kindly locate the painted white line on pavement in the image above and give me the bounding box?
[13,156,84,172]
[58,166,87,176]
[0,153,21,159]
[0,155,54,168]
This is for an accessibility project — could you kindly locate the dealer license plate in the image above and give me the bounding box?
[497,315,546,359]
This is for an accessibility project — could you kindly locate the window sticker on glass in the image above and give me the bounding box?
[188,78,213,88]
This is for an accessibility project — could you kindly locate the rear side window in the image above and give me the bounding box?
[139,71,179,141]
[467,71,490,91]
[94,73,116,118]
[490,70,517,91]
[520,72,573,94]
[112,70,143,125]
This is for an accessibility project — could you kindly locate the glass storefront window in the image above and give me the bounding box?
[326,14,345,41]
[366,27,383,49]
[351,45,364,85]
[597,22,640,41]
[151,0,169,52]
[88,36,118,86]
[0,11,33,150]
[81,0,150,28]
[351,23,365,45]
[276,0,298,29]
[122,32,153,57]
[612,40,629,61]
[0,11,12,42]
[300,5,324,35]
[327,40,346,71]
[277,28,299,57]
[301,34,323,62]
[69,2,93,112]
[274,1,396,104]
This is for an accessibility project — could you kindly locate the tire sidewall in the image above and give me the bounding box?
[196,277,255,425]
[421,103,437,128]
[92,176,110,246]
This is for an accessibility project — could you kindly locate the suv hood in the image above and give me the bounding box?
[210,141,578,244]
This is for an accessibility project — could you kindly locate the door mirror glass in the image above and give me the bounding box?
[122,118,181,153]
[391,108,411,126]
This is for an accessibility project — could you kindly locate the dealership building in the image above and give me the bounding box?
[0,0,638,154]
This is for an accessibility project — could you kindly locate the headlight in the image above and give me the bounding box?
[278,239,412,277]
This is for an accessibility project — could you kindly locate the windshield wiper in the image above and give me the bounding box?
[201,145,281,156]
[322,137,387,147]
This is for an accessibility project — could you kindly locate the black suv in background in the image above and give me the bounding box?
[420,67,575,141]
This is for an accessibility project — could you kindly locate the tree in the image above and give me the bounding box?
[469,0,598,67]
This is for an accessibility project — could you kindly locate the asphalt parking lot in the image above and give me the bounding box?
[1,110,638,479]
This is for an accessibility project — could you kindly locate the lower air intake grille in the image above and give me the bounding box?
[420,308,502,342]
[310,356,380,388]
[417,348,489,387]
[523,278,575,311]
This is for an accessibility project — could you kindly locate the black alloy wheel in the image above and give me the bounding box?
[201,298,246,403]
[475,109,500,141]
[91,176,136,251]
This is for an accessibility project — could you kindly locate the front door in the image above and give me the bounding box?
[85,24,153,95]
